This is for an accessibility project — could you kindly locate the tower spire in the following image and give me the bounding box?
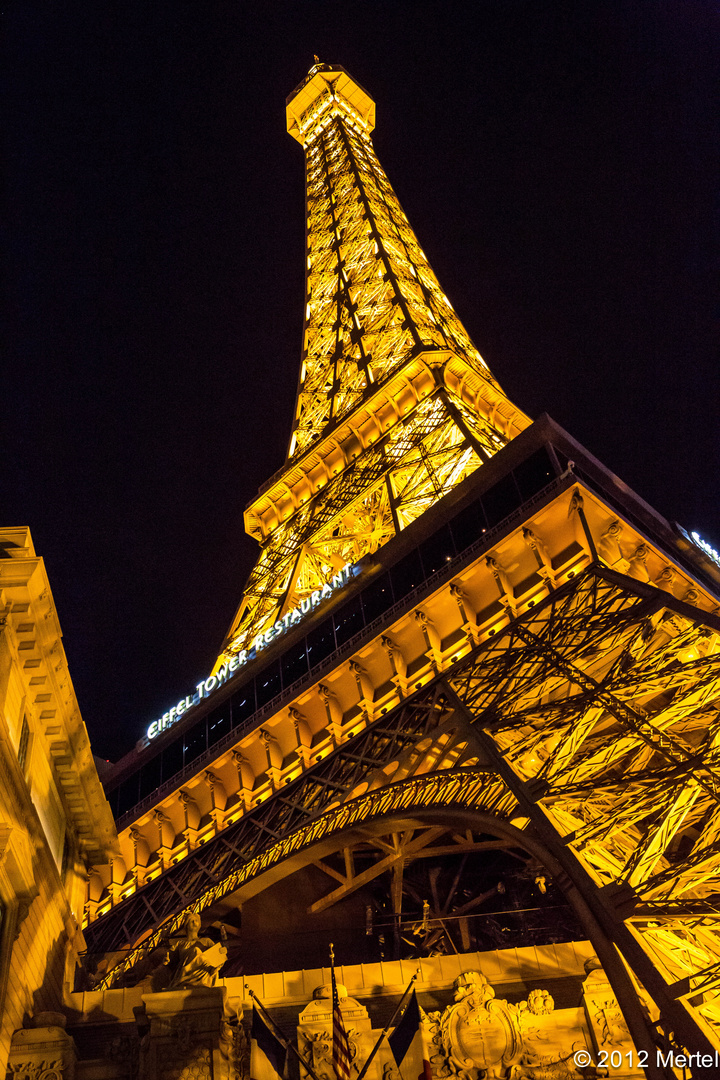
[217,66,529,665]
[285,63,502,460]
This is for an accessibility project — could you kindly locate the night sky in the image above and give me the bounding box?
[5,1,719,763]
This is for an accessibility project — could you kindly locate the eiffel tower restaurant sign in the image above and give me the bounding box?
[146,561,358,741]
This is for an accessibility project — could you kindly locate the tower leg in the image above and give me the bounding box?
[442,678,718,1077]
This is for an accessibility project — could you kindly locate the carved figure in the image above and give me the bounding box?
[453,969,496,1007]
[526,990,554,1017]
[302,1031,334,1080]
[593,999,629,1047]
[221,1012,249,1080]
[165,912,228,989]
[7,1064,63,1080]
[511,1053,580,1079]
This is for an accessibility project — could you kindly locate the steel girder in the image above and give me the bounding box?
[438,570,720,1068]
[88,564,720,1065]
[291,115,495,458]
[220,105,528,659]
[86,682,487,976]
[226,386,506,655]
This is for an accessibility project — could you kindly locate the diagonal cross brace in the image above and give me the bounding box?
[440,678,717,1075]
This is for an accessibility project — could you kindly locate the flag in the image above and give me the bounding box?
[388,991,432,1080]
[331,958,352,1080]
[251,1005,287,1080]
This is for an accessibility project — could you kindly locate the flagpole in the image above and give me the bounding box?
[354,970,420,1080]
[329,942,353,1080]
[245,984,326,1080]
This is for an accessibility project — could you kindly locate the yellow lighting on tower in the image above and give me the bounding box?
[216,63,529,669]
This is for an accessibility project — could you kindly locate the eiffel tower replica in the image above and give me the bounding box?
[86,64,720,1071]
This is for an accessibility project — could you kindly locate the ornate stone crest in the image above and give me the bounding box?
[423,970,584,1080]
[7,1064,64,1080]
[424,971,523,1078]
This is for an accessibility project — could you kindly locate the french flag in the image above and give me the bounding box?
[388,991,432,1080]
[250,1005,287,1080]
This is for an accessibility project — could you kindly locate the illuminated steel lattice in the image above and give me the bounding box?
[90,64,720,1069]
[218,65,528,664]
[292,106,492,456]
[90,562,720,1063]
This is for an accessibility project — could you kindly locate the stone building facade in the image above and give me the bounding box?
[57,943,650,1079]
[6,61,720,1080]
[0,526,116,1075]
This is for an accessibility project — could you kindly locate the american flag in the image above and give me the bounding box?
[331,949,352,1080]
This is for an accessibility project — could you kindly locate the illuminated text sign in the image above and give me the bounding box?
[692,532,720,569]
[146,562,357,741]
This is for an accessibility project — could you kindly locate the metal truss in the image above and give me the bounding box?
[292,114,495,457]
[89,563,720,1066]
[224,383,507,657]
[86,683,496,977]
[88,64,720,1070]
[306,824,527,920]
[219,90,526,660]
[437,567,720,1063]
